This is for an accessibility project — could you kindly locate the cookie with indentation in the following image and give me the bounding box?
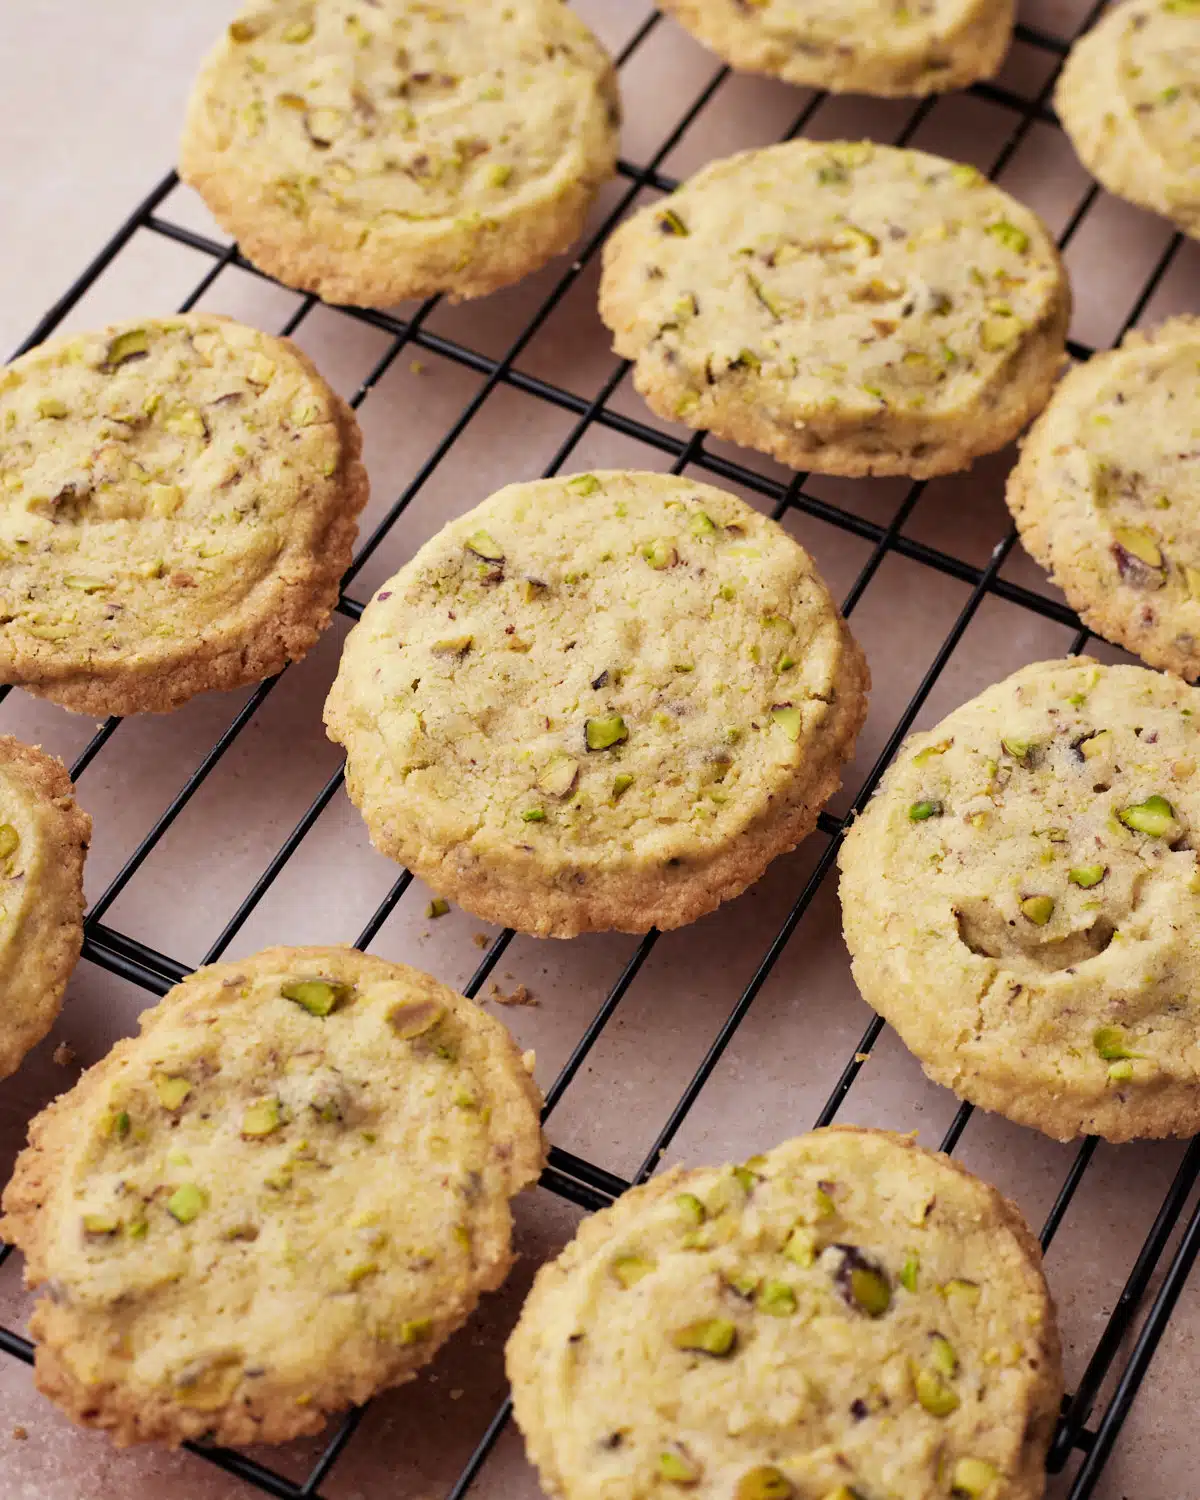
[1056,0,1200,241]
[659,0,1015,96]
[507,1126,1062,1500]
[180,0,620,307]
[1008,316,1200,680]
[0,314,367,715]
[599,140,1070,479]
[840,657,1200,1142]
[0,737,90,1081]
[325,470,868,939]
[0,945,544,1448]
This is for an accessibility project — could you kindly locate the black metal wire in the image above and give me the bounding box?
[2,6,1196,1498]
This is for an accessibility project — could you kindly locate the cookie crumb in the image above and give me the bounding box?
[11,1426,27,1441]
[52,1042,76,1068]
[521,1049,537,1074]
[854,1052,870,1063]
[410,361,426,376]
[490,982,536,1007]
[472,932,490,949]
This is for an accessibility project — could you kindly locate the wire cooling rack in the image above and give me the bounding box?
[2,4,1198,1497]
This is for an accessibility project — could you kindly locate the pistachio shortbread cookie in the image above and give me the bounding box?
[659,0,1015,96]
[181,0,620,307]
[1008,317,1200,680]
[325,471,868,938]
[599,140,1070,479]
[0,945,544,1448]
[839,657,1200,1142]
[0,314,367,715]
[0,738,90,1081]
[508,1127,1062,1500]
[1056,0,1200,240]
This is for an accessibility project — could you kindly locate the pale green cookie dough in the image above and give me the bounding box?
[508,1127,1062,1500]
[325,471,868,939]
[0,314,367,716]
[840,657,1200,1142]
[0,737,90,1081]
[0,945,544,1448]
[1056,0,1200,240]
[181,0,620,307]
[599,141,1070,479]
[659,0,1015,97]
[1009,316,1200,680]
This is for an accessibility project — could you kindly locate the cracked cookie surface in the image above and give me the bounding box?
[1056,0,1200,241]
[1008,316,1200,680]
[0,945,544,1448]
[325,470,868,938]
[658,0,1015,96]
[0,314,367,715]
[0,737,90,1081]
[840,657,1200,1141]
[599,140,1069,479]
[181,0,620,307]
[508,1126,1061,1500]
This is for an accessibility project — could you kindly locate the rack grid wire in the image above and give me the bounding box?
[1,5,1198,1497]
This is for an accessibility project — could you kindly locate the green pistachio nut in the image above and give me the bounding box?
[735,1468,794,1500]
[985,220,1030,254]
[1079,730,1112,760]
[521,807,547,823]
[1093,1025,1141,1061]
[771,706,804,741]
[612,1254,655,1288]
[388,998,445,1039]
[671,1318,737,1356]
[465,530,504,562]
[756,1279,797,1316]
[941,1278,981,1307]
[916,1364,960,1416]
[690,511,717,537]
[567,474,600,496]
[585,714,628,751]
[167,1184,208,1224]
[908,799,943,821]
[82,1212,120,1235]
[929,1334,957,1375]
[1069,865,1106,888]
[1020,895,1054,926]
[398,1317,433,1345]
[642,538,677,570]
[950,1458,1001,1497]
[0,824,18,859]
[658,1449,702,1485]
[431,635,473,656]
[1118,795,1178,838]
[104,328,149,369]
[899,1252,919,1291]
[537,754,579,797]
[675,1192,706,1226]
[155,1075,191,1111]
[1112,526,1163,569]
[783,1227,816,1267]
[1108,1059,1135,1082]
[850,1266,891,1316]
[282,979,350,1016]
[110,1109,131,1140]
[1001,736,1032,760]
[611,772,635,801]
[658,208,689,236]
[241,1099,283,1138]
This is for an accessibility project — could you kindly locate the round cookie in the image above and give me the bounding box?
[1055,0,1200,241]
[0,945,544,1448]
[180,0,620,308]
[507,1126,1062,1500]
[1008,317,1200,680]
[0,737,90,1081]
[839,657,1200,1142]
[658,0,1015,97]
[0,314,367,716]
[325,471,868,939]
[599,140,1070,479]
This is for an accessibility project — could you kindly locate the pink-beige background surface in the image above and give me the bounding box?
[0,2,1196,1497]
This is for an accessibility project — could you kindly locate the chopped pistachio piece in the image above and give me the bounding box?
[672,1318,737,1356]
[465,529,504,562]
[915,1364,960,1416]
[82,1212,120,1235]
[388,998,445,1039]
[1069,864,1106,888]
[929,1334,957,1375]
[282,979,350,1016]
[1112,526,1163,569]
[899,1251,919,1292]
[942,1278,981,1307]
[908,799,943,821]
[735,1466,794,1500]
[659,1449,702,1485]
[985,220,1030,254]
[690,510,717,537]
[642,537,677,570]
[611,772,635,800]
[398,1317,433,1345]
[771,706,804,741]
[432,635,473,656]
[567,473,600,496]
[1020,894,1054,926]
[110,1110,131,1140]
[537,754,579,798]
[36,397,68,419]
[104,328,150,368]
[154,1075,191,1111]
[426,898,450,919]
[783,1227,816,1267]
[241,1099,283,1138]
[166,1184,208,1224]
[675,1192,706,1226]
[1108,1059,1135,1082]
[849,1265,891,1316]
[658,208,689,236]
[950,1457,1001,1497]
[756,1279,797,1316]
[1093,1025,1141,1061]
[1117,795,1178,838]
[522,807,547,823]
[585,714,628,751]
[612,1254,655,1288]
[282,19,313,41]
[1079,730,1112,760]
[1001,736,1031,760]
[0,824,19,859]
